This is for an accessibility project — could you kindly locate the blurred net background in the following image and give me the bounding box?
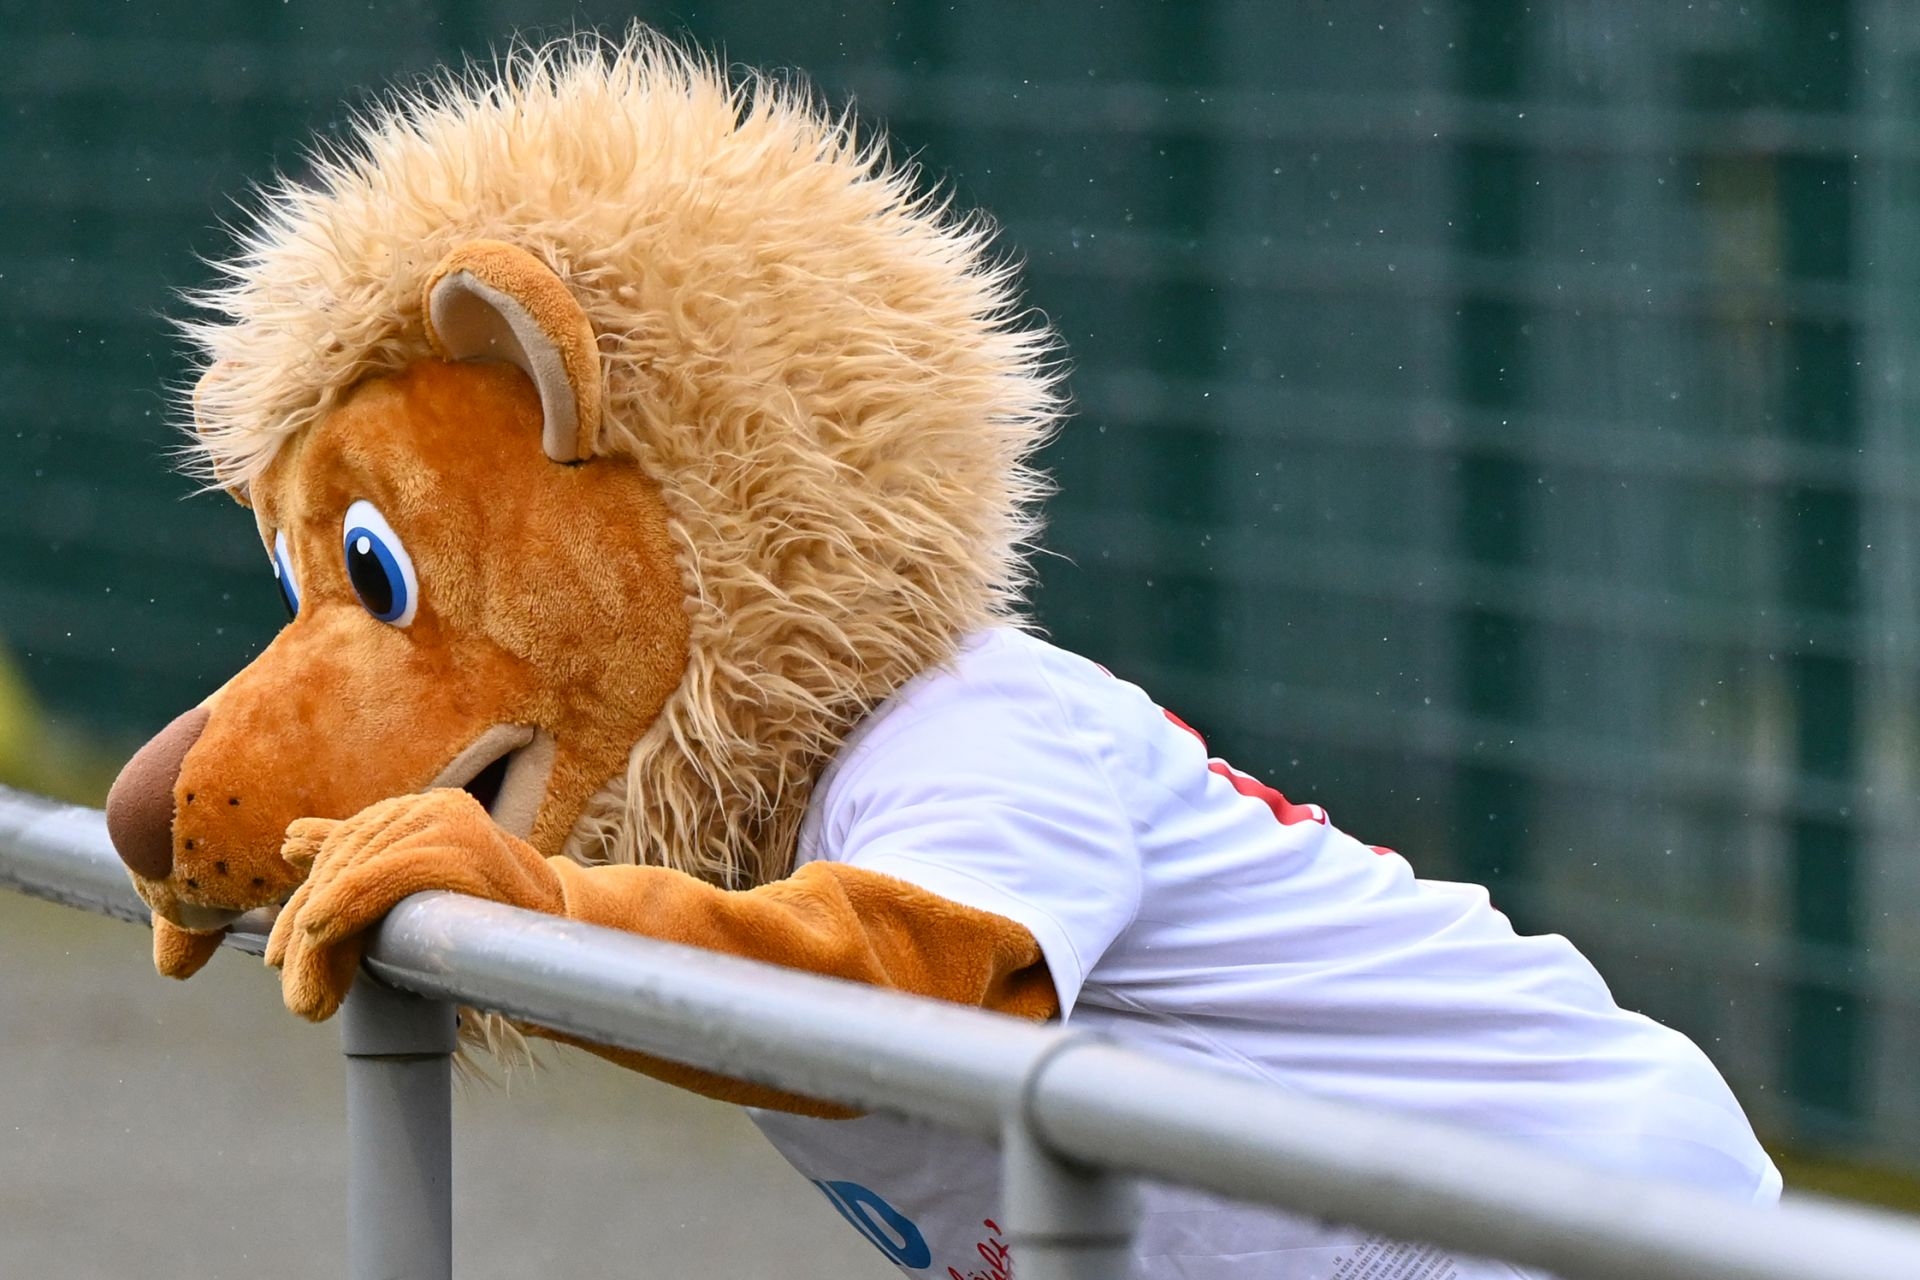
[3,0,1918,1228]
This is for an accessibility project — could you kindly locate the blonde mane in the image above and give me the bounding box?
[183,33,1060,889]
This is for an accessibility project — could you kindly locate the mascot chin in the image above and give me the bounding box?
[102,35,1779,1279]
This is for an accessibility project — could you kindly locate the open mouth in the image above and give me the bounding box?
[428,723,557,840]
[462,750,512,813]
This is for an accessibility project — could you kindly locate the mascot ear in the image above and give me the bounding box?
[422,240,604,463]
[191,361,252,508]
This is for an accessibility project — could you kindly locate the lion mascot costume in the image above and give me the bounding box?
[101,36,1778,1279]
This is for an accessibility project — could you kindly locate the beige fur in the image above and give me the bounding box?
[181,32,1060,891]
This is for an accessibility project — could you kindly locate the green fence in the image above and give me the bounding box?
[4,0,1915,1171]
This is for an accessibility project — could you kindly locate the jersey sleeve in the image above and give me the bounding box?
[810,646,1144,1015]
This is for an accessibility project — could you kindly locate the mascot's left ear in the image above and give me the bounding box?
[422,239,604,462]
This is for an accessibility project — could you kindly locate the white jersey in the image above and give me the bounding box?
[749,627,1780,1279]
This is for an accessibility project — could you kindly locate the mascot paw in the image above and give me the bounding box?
[265,788,565,1021]
[153,916,225,980]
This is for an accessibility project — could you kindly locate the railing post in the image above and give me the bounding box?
[340,976,457,1280]
[1003,1040,1138,1280]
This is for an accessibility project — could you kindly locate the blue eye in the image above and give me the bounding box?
[271,530,300,620]
[341,500,419,627]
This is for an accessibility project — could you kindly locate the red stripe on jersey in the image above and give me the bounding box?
[1208,760,1328,827]
[1164,708,1326,827]
[1163,707,1205,743]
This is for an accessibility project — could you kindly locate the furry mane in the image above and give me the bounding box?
[182,31,1060,890]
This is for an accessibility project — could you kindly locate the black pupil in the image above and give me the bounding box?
[273,560,296,620]
[346,535,394,617]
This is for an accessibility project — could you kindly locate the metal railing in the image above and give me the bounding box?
[4,780,1920,1280]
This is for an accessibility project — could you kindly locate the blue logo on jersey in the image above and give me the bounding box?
[811,1178,933,1269]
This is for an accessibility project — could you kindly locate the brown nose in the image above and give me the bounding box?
[105,706,211,881]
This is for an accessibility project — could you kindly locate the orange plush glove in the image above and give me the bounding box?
[266,788,564,1021]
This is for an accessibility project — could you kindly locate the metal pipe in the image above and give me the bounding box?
[1000,1116,1137,1280]
[1028,1039,1920,1280]
[340,977,456,1280]
[10,785,1920,1280]
[1001,1038,1138,1280]
[0,789,150,926]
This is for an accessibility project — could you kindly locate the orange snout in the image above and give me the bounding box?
[99,601,520,928]
[104,699,311,928]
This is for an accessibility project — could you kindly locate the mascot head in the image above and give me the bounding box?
[104,35,1057,954]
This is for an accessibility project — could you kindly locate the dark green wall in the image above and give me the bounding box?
[6,0,1917,1164]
